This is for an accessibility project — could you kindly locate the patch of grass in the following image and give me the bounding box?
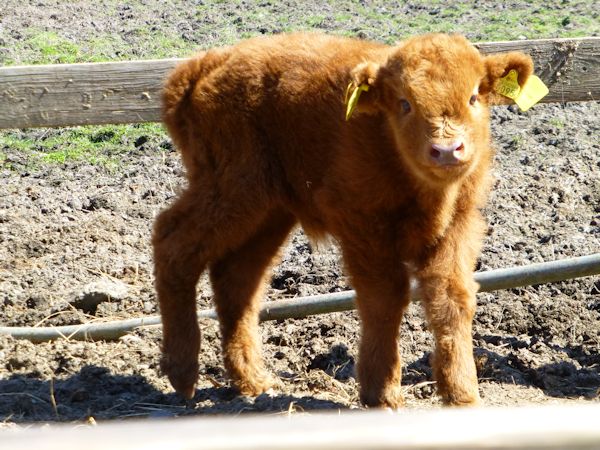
[11,27,196,65]
[6,1,597,66]
[0,123,167,169]
[401,13,458,36]
[476,5,599,40]
[24,31,82,64]
[510,134,525,150]
[79,36,128,62]
[334,12,353,23]
[304,14,328,28]
[126,28,196,59]
[0,134,36,152]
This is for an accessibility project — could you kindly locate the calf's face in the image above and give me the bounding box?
[351,34,533,184]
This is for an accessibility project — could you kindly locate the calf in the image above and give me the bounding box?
[154,33,533,407]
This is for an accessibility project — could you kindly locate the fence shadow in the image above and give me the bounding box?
[3,338,597,423]
[0,364,348,423]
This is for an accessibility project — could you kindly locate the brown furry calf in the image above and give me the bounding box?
[154,33,533,407]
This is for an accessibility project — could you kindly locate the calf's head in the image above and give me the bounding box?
[351,34,533,183]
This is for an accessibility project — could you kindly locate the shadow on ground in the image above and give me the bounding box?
[3,338,598,423]
[475,335,600,399]
[0,365,348,423]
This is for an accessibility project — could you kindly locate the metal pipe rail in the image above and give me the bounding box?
[0,253,598,343]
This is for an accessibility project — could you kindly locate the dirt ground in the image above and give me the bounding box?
[0,0,599,424]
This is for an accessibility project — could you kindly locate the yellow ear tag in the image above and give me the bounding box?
[345,83,369,121]
[495,69,549,112]
[495,69,521,100]
[514,75,549,112]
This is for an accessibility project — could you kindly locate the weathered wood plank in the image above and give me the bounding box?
[0,37,598,129]
[0,58,182,129]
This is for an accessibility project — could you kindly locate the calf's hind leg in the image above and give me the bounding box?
[153,186,274,399]
[153,190,208,399]
[209,210,296,396]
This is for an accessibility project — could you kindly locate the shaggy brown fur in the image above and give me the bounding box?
[154,33,533,407]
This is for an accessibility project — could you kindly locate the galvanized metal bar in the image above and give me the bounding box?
[0,253,598,342]
[258,253,600,321]
[474,252,600,292]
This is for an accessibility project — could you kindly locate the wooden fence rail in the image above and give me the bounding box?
[0,37,598,129]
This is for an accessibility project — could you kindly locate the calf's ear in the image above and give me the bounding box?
[346,61,386,115]
[480,51,534,104]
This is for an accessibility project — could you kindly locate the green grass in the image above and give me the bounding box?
[4,1,597,66]
[548,117,566,129]
[0,123,166,170]
[123,29,196,60]
[304,14,328,28]
[8,30,197,65]
[23,31,82,65]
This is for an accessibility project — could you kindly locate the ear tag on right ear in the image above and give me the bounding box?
[495,69,521,100]
[345,83,369,121]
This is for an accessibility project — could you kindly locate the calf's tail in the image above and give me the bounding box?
[162,53,204,121]
[161,49,230,129]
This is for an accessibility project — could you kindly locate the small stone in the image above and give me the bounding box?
[119,334,142,344]
[72,279,129,314]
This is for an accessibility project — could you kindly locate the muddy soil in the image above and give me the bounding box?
[0,0,599,424]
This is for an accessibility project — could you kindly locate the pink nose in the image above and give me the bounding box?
[430,141,465,165]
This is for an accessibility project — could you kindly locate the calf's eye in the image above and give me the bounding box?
[469,94,478,105]
[400,99,411,113]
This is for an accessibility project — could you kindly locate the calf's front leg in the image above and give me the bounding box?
[417,215,485,406]
[419,273,480,405]
[341,235,410,409]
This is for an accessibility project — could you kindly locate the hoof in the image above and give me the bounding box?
[360,385,405,409]
[160,354,199,399]
[234,371,278,397]
[441,392,482,407]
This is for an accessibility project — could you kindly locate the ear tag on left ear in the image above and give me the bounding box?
[345,82,369,121]
[495,69,549,112]
[495,69,521,100]
[514,75,549,112]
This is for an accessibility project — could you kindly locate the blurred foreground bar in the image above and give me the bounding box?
[1,404,600,449]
